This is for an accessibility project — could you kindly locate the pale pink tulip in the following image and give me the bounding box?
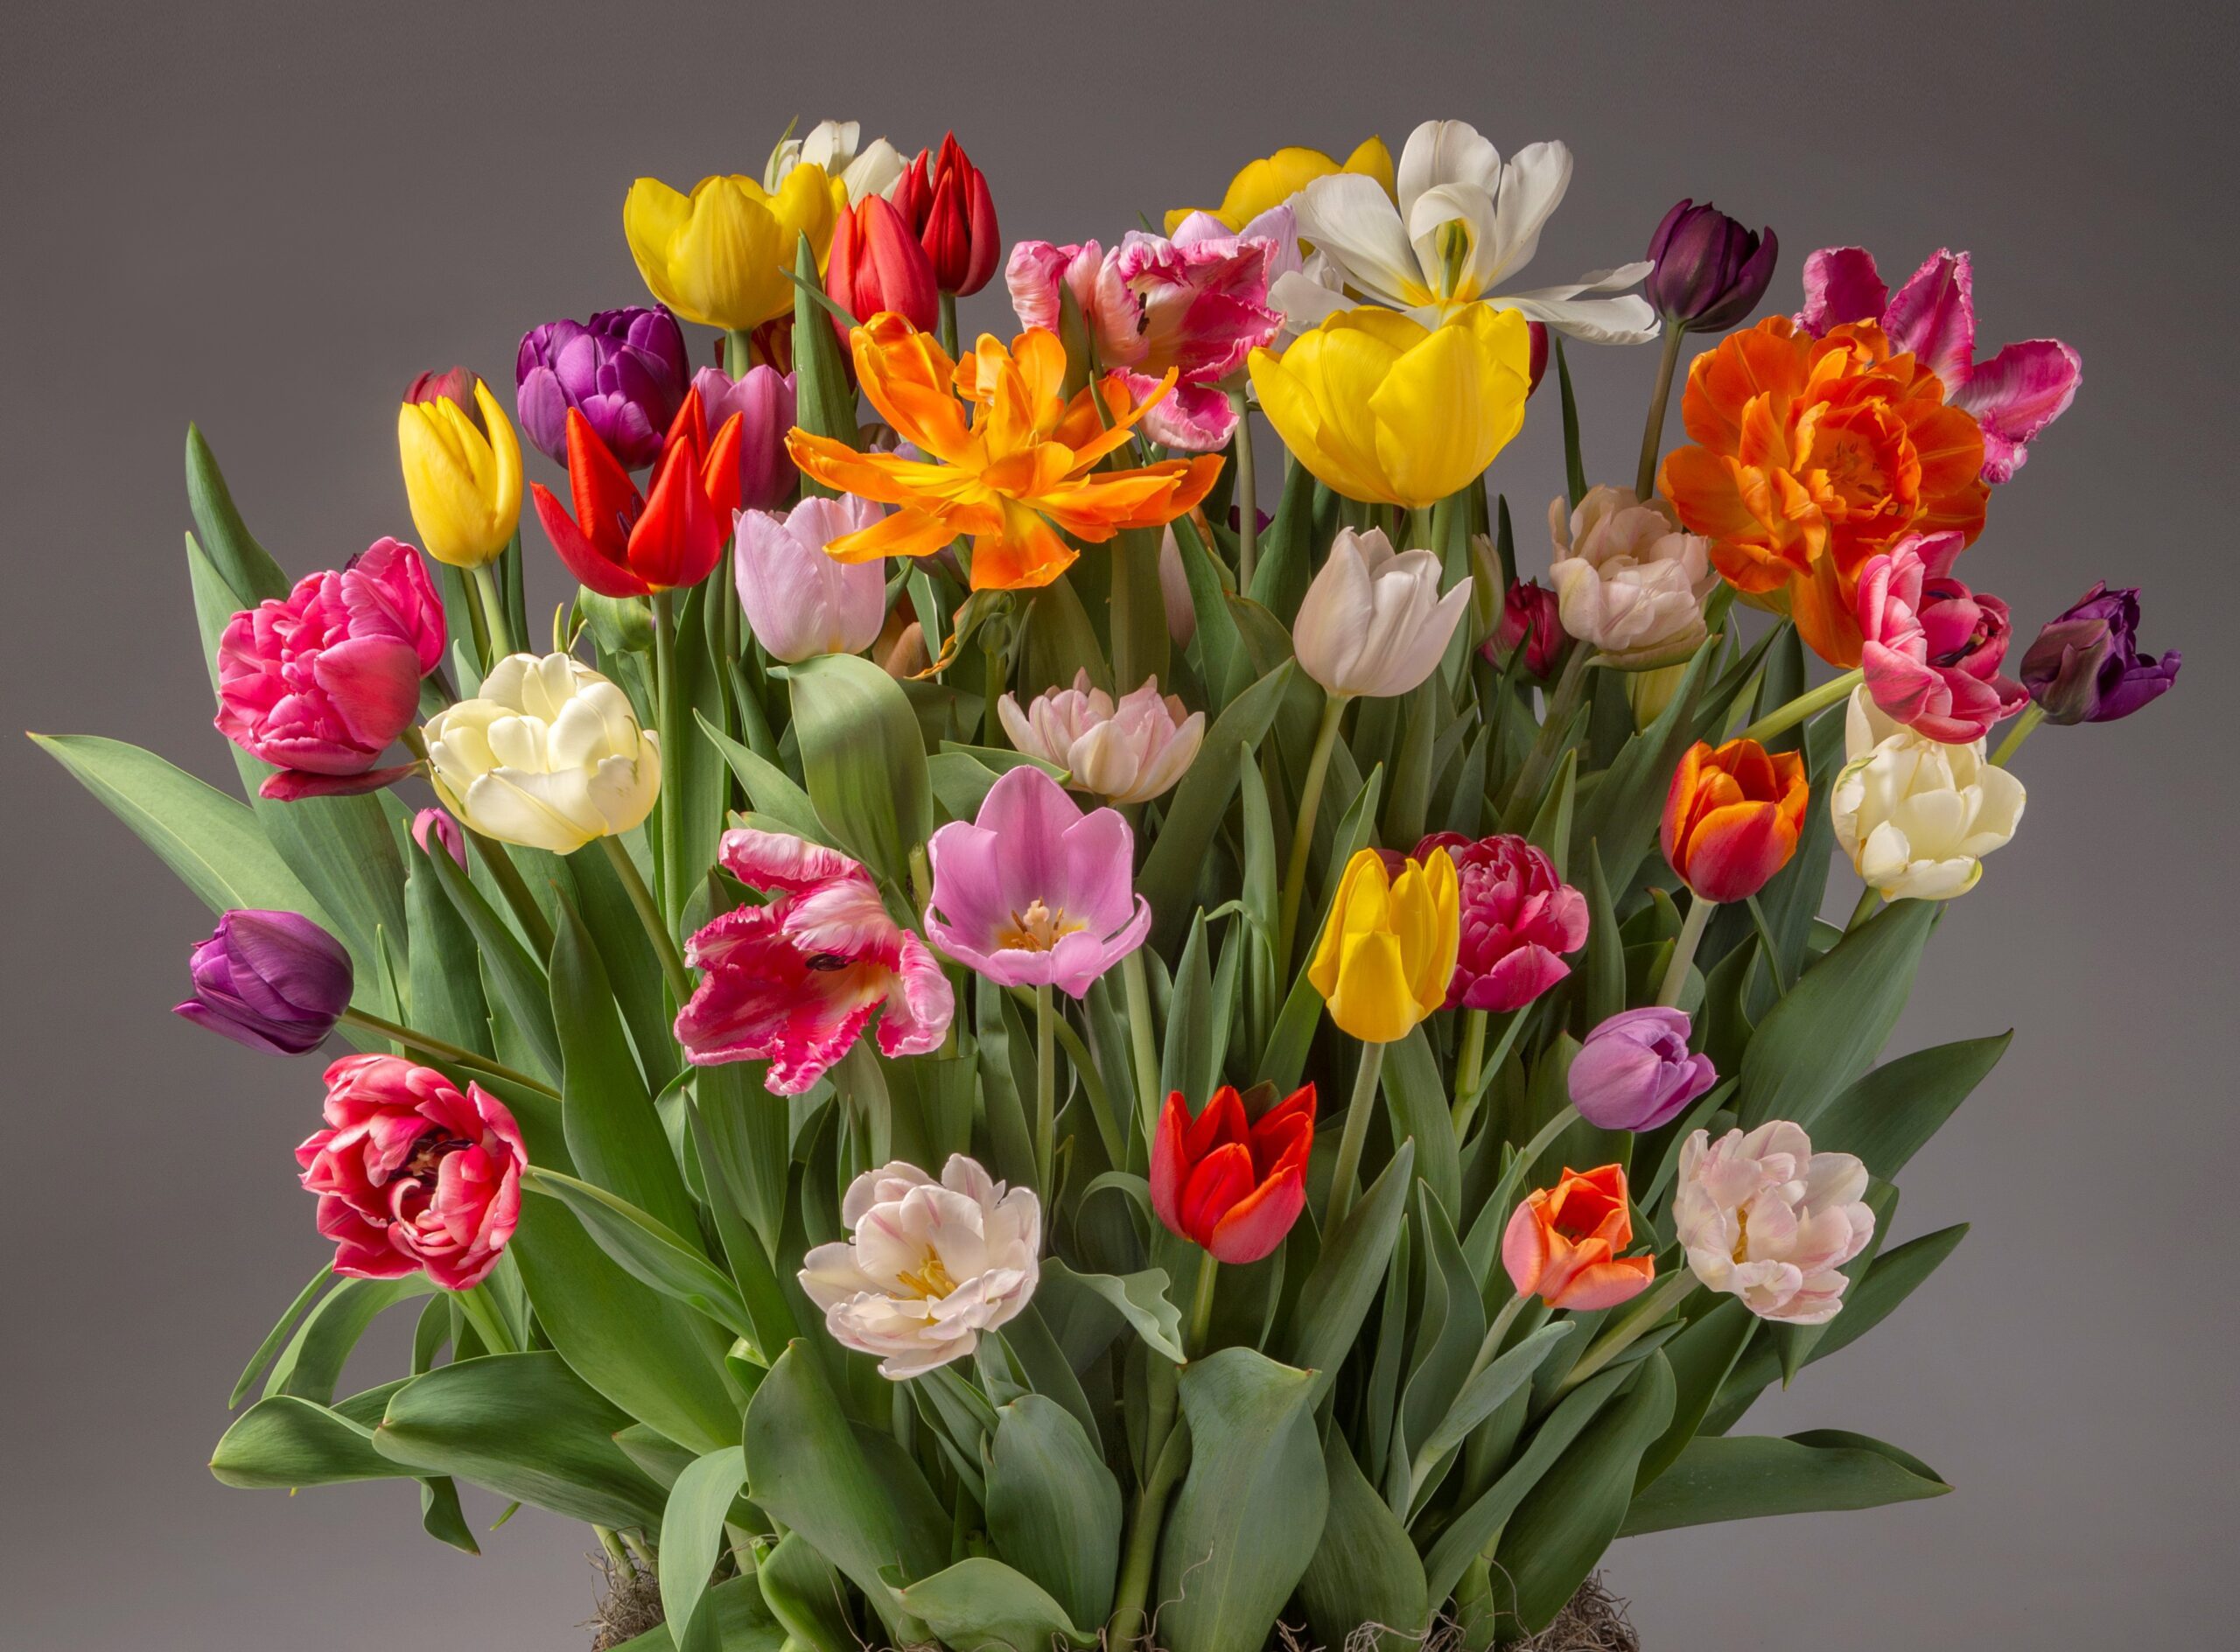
[734,496,890,663]
[998,671,1205,805]
[1673,1121,1874,1324]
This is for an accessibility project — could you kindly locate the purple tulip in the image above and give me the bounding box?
[515,306,690,470]
[1569,1007,1717,1133]
[2020,583,2180,724]
[691,364,799,513]
[175,910,353,1055]
[1644,200,1778,333]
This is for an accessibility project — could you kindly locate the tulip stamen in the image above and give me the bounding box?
[996,899,1083,953]
[896,1253,958,1301]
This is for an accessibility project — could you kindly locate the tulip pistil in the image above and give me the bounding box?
[998,899,1084,953]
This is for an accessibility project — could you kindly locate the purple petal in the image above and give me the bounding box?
[1795,247,1886,336]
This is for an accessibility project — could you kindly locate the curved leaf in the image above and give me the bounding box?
[987,1395,1124,1629]
[1619,1428,1950,1536]
[660,1446,748,1652]
[893,1557,1095,1651]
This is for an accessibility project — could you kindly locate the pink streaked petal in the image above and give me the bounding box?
[1950,339,2082,482]
[874,930,956,1058]
[718,828,869,895]
[1795,247,1887,336]
[1138,377,1241,452]
[259,763,417,800]
[1862,641,1939,726]
[1881,249,1976,386]
[782,876,906,964]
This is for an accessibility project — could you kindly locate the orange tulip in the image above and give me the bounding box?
[1658,316,1988,666]
[1660,738,1809,903]
[784,313,1223,592]
[1502,1163,1656,1311]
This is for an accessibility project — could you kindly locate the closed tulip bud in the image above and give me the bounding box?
[405,366,479,415]
[733,496,890,663]
[514,306,690,471]
[411,808,467,869]
[998,671,1207,806]
[892,133,1001,297]
[1151,1084,1315,1264]
[1293,528,1472,701]
[624,167,847,332]
[2019,582,2181,724]
[1502,1163,1657,1311]
[1661,738,1809,902]
[397,376,522,569]
[1488,576,1568,679]
[1831,689,2024,901]
[1644,200,1778,333]
[690,364,798,513]
[1548,486,1714,668]
[1308,845,1460,1044]
[827,195,942,338]
[175,909,353,1055]
[1570,1008,1718,1132]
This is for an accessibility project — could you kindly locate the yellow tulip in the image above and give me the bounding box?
[1308,846,1460,1045]
[1163,136,1393,234]
[623,166,848,330]
[396,378,522,569]
[1248,304,1532,509]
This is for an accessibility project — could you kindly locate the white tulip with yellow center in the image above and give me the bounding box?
[1830,688,2026,902]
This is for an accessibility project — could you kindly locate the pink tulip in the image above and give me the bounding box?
[296,1054,524,1292]
[734,496,891,663]
[1857,531,2027,744]
[923,765,1152,998]
[675,830,953,1094]
[1417,831,1589,1012]
[214,537,444,799]
[690,364,799,513]
[411,808,467,868]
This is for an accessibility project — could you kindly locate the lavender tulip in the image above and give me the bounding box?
[175,910,353,1055]
[2020,583,2181,724]
[1570,1007,1717,1132]
[1645,200,1778,333]
[691,364,799,513]
[515,306,689,470]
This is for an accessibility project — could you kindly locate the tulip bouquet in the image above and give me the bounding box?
[38,116,2180,1651]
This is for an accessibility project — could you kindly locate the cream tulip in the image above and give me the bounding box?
[1292,528,1472,701]
[764,118,905,203]
[1674,1121,1875,1325]
[1546,486,1715,668]
[998,671,1207,805]
[1830,688,2026,902]
[422,654,660,854]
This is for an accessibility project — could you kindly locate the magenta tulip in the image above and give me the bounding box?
[1416,832,1588,1012]
[1857,531,2026,744]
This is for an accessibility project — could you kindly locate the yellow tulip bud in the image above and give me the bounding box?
[1162,136,1393,234]
[1308,846,1460,1044]
[1249,304,1532,510]
[623,166,848,331]
[396,378,522,569]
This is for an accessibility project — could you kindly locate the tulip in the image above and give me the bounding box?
[732,496,890,665]
[174,909,353,1055]
[1644,200,1778,333]
[1661,738,1809,904]
[1164,135,1394,234]
[624,166,847,332]
[411,808,466,869]
[1293,528,1473,702]
[1502,1163,1657,1311]
[422,653,660,854]
[297,1054,525,1292]
[406,367,477,410]
[1570,1008,1718,1132]
[1488,576,1568,679]
[1151,1084,1315,1264]
[1830,689,2025,901]
[764,119,906,205]
[396,376,522,570]
[528,390,745,598]
[1158,525,1198,647]
[2019,582,2181,724]
[998,671,1207,805]
[514,306,690,471]
[675,830,953,1093]
[1308,845,1460,1045]
[690,364,798,514]
[923,765,1152,998]
[214,536,444,799]
[1250,304,1531,509]
[892,133,1001,297]
[828,195,942,338]
[1547,486,1716,668]
[1673,1121,1873,1324]
[1857,531,2027,743]
[1417,831,1587,1012]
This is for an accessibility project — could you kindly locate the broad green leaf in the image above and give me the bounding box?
[422,836,560,1080]
[228,1265,336,1410]
[1041,1260,1186,1363]
[1280,1141,1415,1389]
[612,1423,699,1491]
[405,841,493,1056]
[1020,571,1115,701]
[752,1532,856,1652]
[1413,1320,1577,1469]
[789,234,857,469]
[264,1276,432,1404]
[1159,913,1222,1107]
[521,1166,751,1341]
[660,1446,747,1652]
[1248,458,1320,625]
[1394,1183,1484,1515]
[1382,1028,1462,1223]
[696,710,830,844]
[892,1558,1096,1651]
[1298,1429,1428,1650]
[1738,899,1936,1128]
[1618,1428,1950,1536]
[185,424,290,602]
[1139,661,1294,951]
[1568,640,1714,895]
[213,1384,405,1489]
[987,1394,1124,1631]
[1634,1297,1755,1492]
[1812,1032,2011,1180]
[561,836,679,1092]
[788,651,932,887]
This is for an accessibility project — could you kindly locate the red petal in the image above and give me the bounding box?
[534,480,649,598]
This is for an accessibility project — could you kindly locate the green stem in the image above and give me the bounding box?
[469,562,516,660]
[1452,1010,1489,1124]
[1511,1102,1579,1187]
[724,328,754,380]
[338,1009,558,1097]
[1656,892,1717,1008]
[1634,326,1687,502]
[1011,986,1123,1167]
[1228,388,1256,590]
[1110,527,1138,690]
[1509,642,1595,816]
[1406,1289,1531,1502]
[1033,982,1057,1200]
[1326,1040,1387,1233]
[982,635,1008,746]
[938,292,959,360]
[1450,1008,1530,1140]
[1733,667,1863,747]
[1109,1365,1186,1650]
[1120,947,1161,1144]
[461,828,554,957]
[1992,702,2045,766]
[594,1524,637,1578]
[1275,692,1348,973]
[600,835,692,1009]
[1558,1269,1696,1395]
[1185,1248,1219,1357]
[1844,884,1881,933]
[650,589,684,930]
[454,1280,518,1354]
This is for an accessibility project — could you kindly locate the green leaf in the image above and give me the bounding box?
[186,424,289,603]
[892,1558,1096,1651]
[789,235,858,469]
[263,1275,431,1404]
[1394,1182,1485,1515]
[1041,1259,1186,1363]
[660,1446,748,1652]
[1552,336,1586,509]
[696,710,830,843]
[1020,573,1115,701]
[1568,640,1714,896]
[1618,1429,1950,1536]
[1159,913,1222,1107]
[521,1166,752,1340]
[1248,458,1320,625]
[1811,1032,2011,1180]
[561,836,679,1092]
[1298,1428,1428,1650]
[422,835,561,1079]
[405,842,493,1056]
[753,1533,856,1652]
[788,651,933,887]
[1413,1320,1577,1469]
[986,1395,1124,1631]
[1157,1348,1330,1652]
[1280,1141,1415,1389]
[1738,899,1936,1129]
[1578,840,1625,1030]
[1382,1028,1462,1225]
[229,1265,337,1410]
[1634,1297,1755,1492]
[213,1385,403,1489]
[1139,661,1293,951]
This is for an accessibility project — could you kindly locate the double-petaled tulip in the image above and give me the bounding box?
[1151,1084,1315,1264]
[624,167,847,331]
[397,375,522,569]
[298,1055,525,1292]
[529,389,744,598]
[1293,528,1473,701]
[690,364,798,514]
[423,653,660,854]
[514,306,690,471]
[175,909,353,1055]
[1644,200,1778,333]
[1163,135,1394,234]
[1830,689,2024,901]
[1662,738,1809,903]
[764,119,906,205]
[1502,1163,1656,1310]
[1417,831,1587,1012]
[1857,531,2026,744]
[675,830,952,1093]
[1674,1121,1873,1324]
[1250,304,1531,508]
[733,496,890,664]
[828,195,942,337]
[998,671,1206,805]
[1488,576,1569,679]
[892,133,1000,297]
[1570,1008,1718,1132]
[924,764,1152,998]
[1308,845,1460,1044]
[1547,486,1715,668]
[214,536,445,799]
[2020,582,2181,724]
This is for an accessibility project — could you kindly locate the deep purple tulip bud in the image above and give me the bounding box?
[2019,582,2181,724]
[174,910,354,1055]
[515,307,690,471]
[1644,200,1779,333]
[1570,1007,1718,1132]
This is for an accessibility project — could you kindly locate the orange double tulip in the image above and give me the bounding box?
[1502,1163,1656,1311]
[1660,738,1810,903]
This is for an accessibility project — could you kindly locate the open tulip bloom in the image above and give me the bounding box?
[41,105,2182,1652]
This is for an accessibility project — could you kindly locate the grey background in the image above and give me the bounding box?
[5,1,2234,1646]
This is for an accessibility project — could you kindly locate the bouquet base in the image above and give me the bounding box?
[588,1553,663,1651]
[1509,1574,1638,1651]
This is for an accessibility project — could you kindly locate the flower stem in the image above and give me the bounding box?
[1450,1008,1531,1140]
[1110,527,1139,690]
[649,589,684,930]
[337,1008,558,1097]
[453,1280,518,1354]
[1634,326,1687,501]
[1121,948,1161,1145]
[1511,1102,1580,1186]
[1033,982,1057,1200]
[1557,1269,1697,1396]
[1656,891,1717,1008]
[1185,1248,1219,1357]
[1326,1040,1387,1233]
[1844,884,1881,933]
[1276,692,1349,974]
[1228,388,1257,590]
[1452,1010,1489,1121]
[599,835,693,1009]
[1109,1360,1186,1651]
[469,562,516,660]
[1733,667,1864,746]
[1991,702,2045,767]
[1508,642,1595,816]
[724,328,753,380]
[938,292,959,360]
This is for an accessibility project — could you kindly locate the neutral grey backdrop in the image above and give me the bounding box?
[5,2,2235,1646]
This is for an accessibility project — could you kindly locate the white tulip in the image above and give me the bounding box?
[1293,528,1471,701]
[423,653,661,854]
[1674,1121,1875,1326]
[763,118,904,203]
[1546,486,1715,668]
[799,1155,1040,1379]
[998,671,1207,805]
[1830,688,2026,902]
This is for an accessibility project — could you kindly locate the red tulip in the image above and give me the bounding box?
[1150,1084,1314,1264]
[529,388,743,598]
[827,196,941,338]
[893,133,1000,297]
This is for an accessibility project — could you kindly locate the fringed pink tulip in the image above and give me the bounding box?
[1858,531,2026,744]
